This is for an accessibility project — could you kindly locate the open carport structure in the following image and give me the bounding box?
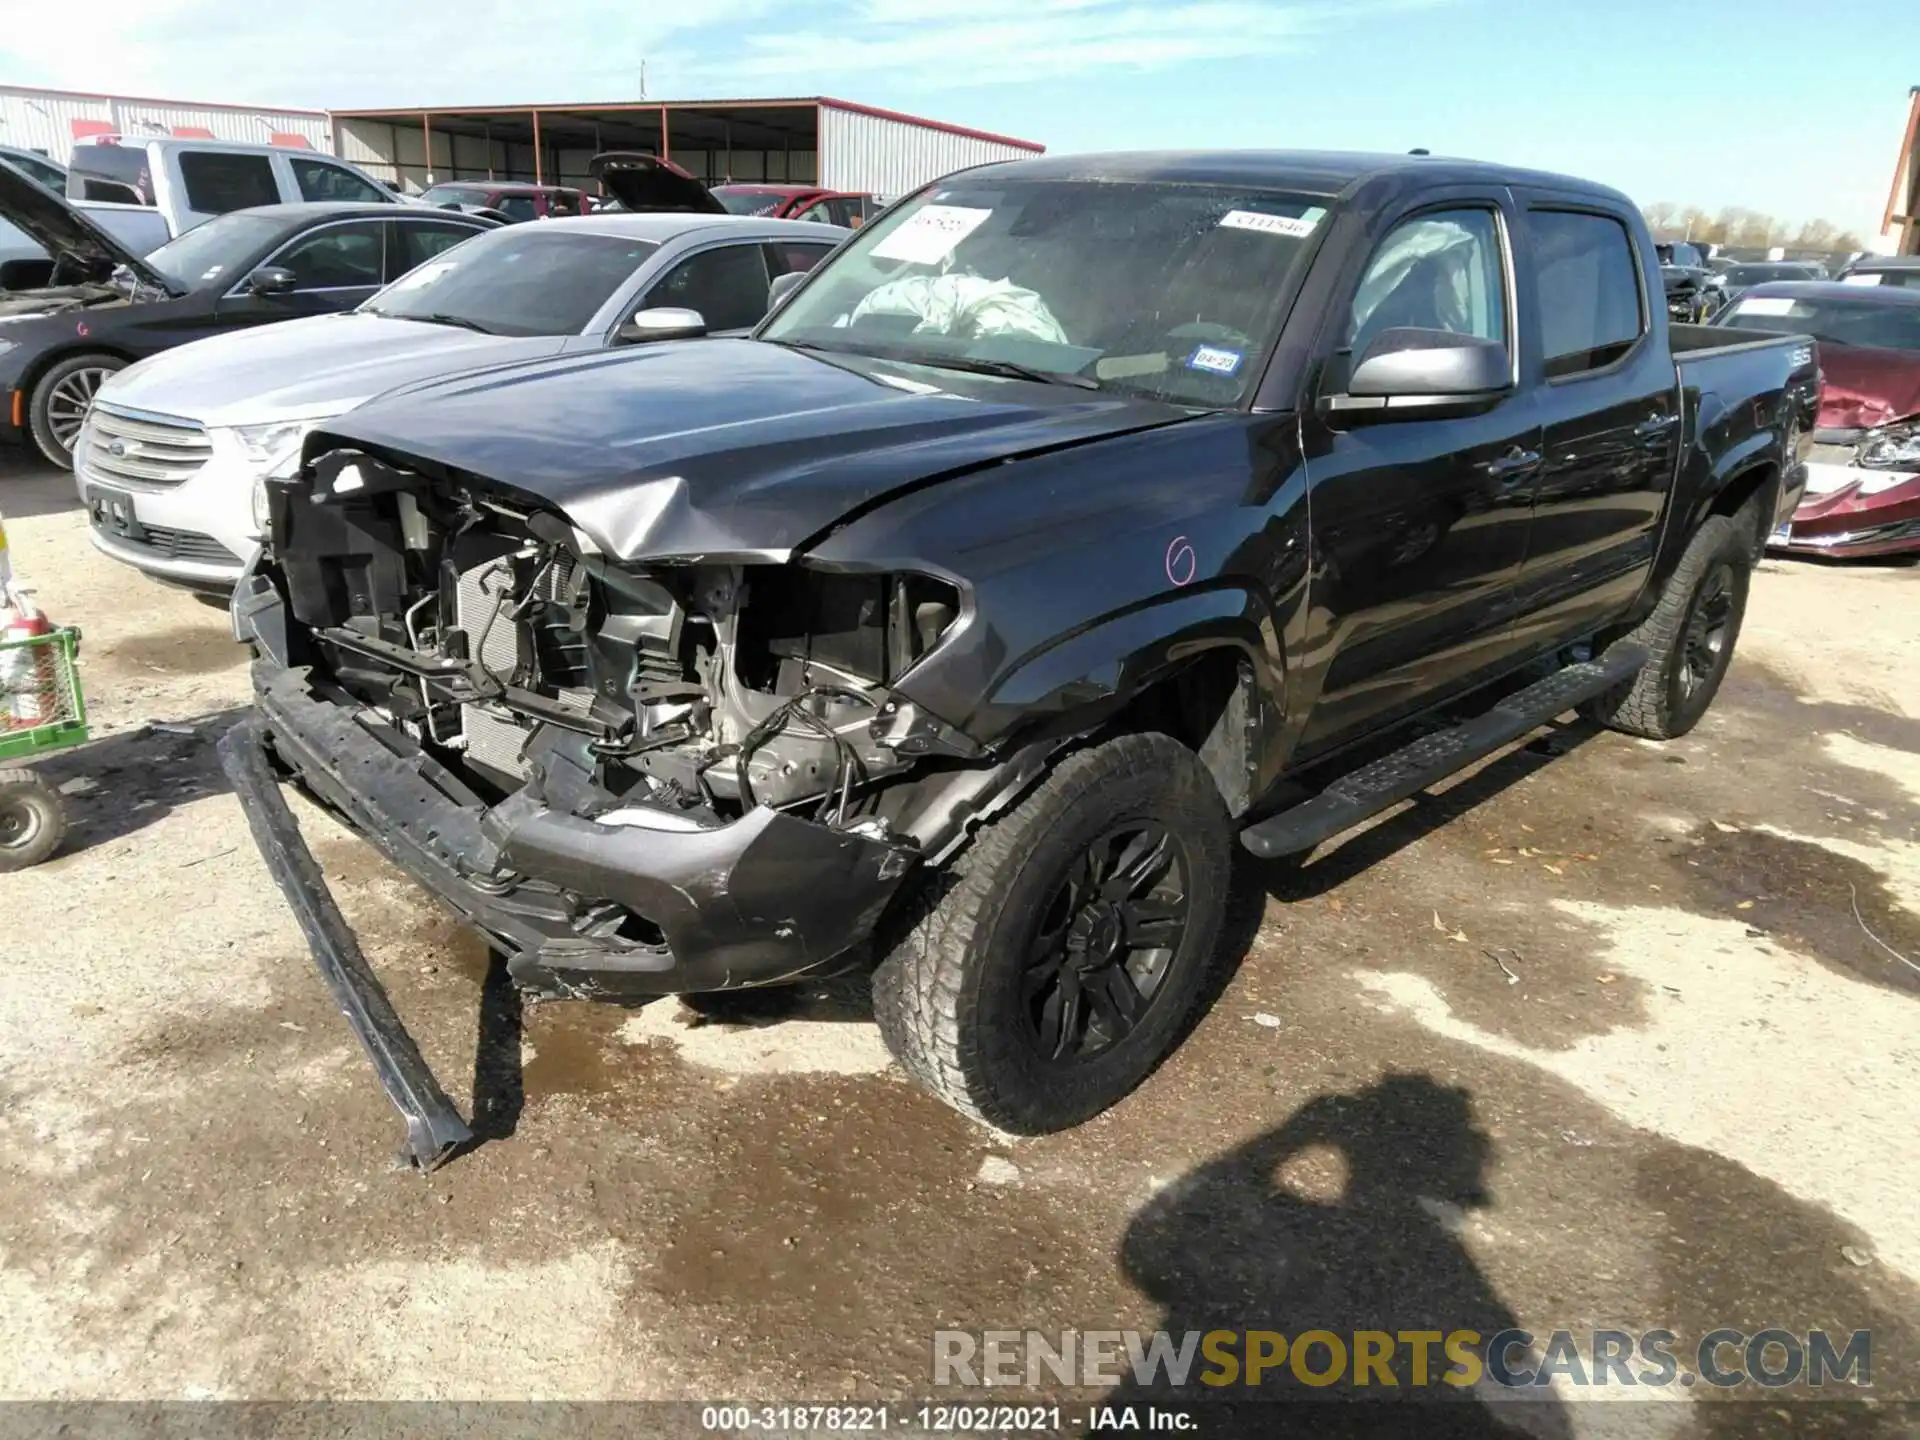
[330,96,1043,202]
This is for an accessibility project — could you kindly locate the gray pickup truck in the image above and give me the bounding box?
[220,149,1818,1169]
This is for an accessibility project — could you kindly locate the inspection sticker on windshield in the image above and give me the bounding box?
[1219,208,1322,239]
[870,205,993,264]
[1186,345,1244,376]
[1734,297,1797,317]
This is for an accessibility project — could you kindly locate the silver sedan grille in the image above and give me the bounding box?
[81,405,213,490]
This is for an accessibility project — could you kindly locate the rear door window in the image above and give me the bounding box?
[766,242,836,277]
[269,220,386,290]
[178,152,280,214]
[390,219,480,279]
[1526,209,1645,378]
[497,195,539,223]
[643,243,774,330]
[292,157,390,205]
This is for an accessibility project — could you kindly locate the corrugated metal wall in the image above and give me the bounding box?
[337,119,823,194]
[0,85,328,162]
[818,104,1039,199]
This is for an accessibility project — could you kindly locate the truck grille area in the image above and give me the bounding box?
[81,405,213,490]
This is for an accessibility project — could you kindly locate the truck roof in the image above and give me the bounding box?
[971,149,1633,206]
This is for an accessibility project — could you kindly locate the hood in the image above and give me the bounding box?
[99,311,566,426]
[0,158,169,291]
[1814,343,1920,433]
[587,152,725,215]
[311,338,1193,561]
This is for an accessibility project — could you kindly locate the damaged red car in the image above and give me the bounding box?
[1715,281,1920,557]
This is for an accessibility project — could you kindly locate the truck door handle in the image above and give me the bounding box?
[1634,413,1681,440]
[1482,446,1541,482]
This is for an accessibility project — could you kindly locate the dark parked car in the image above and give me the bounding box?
[224,149,1816,1168]
[1717,281,1920,556]
[1717,260,1823,303]
[417,182,589,222]
[0,164,492,468]
[1834,254,1920,290]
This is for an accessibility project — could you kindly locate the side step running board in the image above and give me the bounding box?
[1240,644,1648,860]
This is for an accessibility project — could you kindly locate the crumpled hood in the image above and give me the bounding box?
[1815,343,1920,433]
[311,337,1193,561]
[101,312,566,426]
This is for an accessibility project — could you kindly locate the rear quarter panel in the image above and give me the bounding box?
[1654,335,1818,585]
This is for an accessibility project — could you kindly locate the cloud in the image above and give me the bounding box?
[0,0,1440,107]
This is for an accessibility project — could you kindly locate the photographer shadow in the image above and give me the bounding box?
[1108,1073,1571,1438]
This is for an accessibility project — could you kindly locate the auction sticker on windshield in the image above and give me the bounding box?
[1733,297,1797,317]
[1219,208,1323,238]
[870,205,993,265]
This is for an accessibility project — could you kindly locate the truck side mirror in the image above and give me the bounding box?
[1325,328,1511,418]
[615,306,708,344]
[248,266,299,297]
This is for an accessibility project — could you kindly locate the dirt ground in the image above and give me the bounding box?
[2,450,1916,1436]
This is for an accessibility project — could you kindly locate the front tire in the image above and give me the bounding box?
[1584,510,1752,740]
[872,732,1231,1133]
[0,768,66,871]
[28,353,124,470]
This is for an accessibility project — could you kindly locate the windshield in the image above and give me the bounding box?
[144,212,288,290]
[1659,243,1704,268]
[362,227,658,336]
[714,187,785,216]
[759,175,1329,407]
[1718,293,1920,352]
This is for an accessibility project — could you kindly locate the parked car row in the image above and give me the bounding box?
[0,150,848,591]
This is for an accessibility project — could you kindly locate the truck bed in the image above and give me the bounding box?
[1670,321,1810,362]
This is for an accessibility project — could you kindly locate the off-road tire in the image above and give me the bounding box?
[871,732,1232,1133]
[28,352,124,470]
[0,768,66,871]
[1583,510,1753,740]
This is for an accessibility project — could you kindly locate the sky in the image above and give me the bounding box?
[1,0,1914,245]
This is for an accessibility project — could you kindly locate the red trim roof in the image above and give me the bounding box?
[7,80,325,117]
[817,97,1042,152]
[326,95,1044,151]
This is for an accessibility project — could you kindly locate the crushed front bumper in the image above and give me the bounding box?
[223,661,919,1166]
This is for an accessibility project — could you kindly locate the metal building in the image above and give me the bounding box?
[0,82,329,159]
[328,97,1044,199]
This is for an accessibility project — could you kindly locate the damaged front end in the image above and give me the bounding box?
[231,444,1047,1004]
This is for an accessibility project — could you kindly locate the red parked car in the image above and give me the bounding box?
[417,182,588,223]
[1715,281,1920,558]
[712,184,876,227]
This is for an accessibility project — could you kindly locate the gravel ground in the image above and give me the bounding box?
[2,451,1916,1437]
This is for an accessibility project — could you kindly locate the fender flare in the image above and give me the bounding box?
[962,582,1283,756]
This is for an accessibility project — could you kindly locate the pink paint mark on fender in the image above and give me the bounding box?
[1165,534,1196,587]
[76,322,89,337]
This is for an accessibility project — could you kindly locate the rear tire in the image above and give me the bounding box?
[1583,510,1752,740]
[28,353,124,470]
[0,768,66,871]
[871,732,1231,1133]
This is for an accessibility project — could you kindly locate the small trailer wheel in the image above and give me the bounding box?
[0,768,66,871]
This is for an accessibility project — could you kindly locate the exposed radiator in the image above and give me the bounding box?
[455,558,532,778]
[451,553,587,780]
